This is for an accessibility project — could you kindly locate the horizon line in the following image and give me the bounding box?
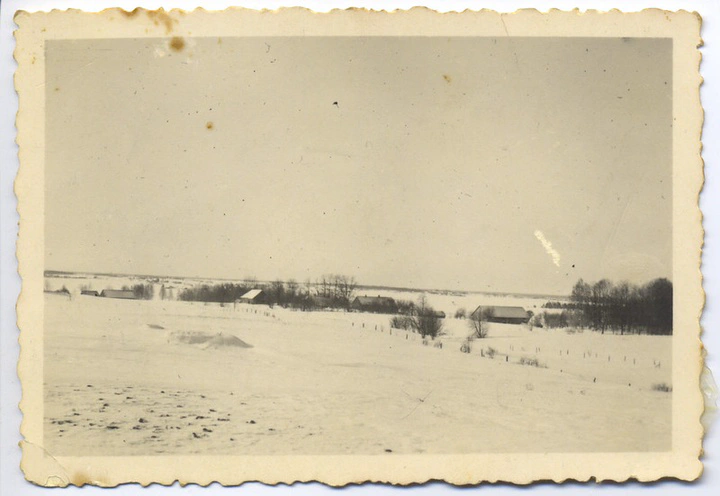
[43,268,575,299]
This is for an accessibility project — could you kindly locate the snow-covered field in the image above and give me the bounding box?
[43,287,672,457]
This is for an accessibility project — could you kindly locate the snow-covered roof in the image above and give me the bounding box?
[240,289,264,300]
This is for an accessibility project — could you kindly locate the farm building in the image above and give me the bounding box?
[100,289,137,300]
[237,289,267,304]
[470,305,530,324]
[81,290,99,296]
[351,296,398,314]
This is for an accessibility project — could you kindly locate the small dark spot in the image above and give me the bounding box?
[206,122,213,130]
[385,448,393,453]
[248,420,256,424]
[442,74,451,83]
[169,36,185,52]
[332,101,339,107]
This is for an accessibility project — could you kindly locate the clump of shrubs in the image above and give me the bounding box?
[518,357,546,368]
[652,383,672,393]
[390,315,414,330]
[454,308,467,319]
[389,295,444,339]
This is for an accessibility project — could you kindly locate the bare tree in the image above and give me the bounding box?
[468,310,488,339]
[410,295,444,339]
[269,279,285,306]
[303,278,314,297]
[334,274,357,309]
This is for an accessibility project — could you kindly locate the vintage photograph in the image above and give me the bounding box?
[13,7,703,486]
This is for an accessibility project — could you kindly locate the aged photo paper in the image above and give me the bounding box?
[13,7,703,486]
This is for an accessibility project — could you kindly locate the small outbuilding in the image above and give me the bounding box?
[351,295,398,314]
[237,289,267,304]
[470,305,530,324]
[100,289,137,300]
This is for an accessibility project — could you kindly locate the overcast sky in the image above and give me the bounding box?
[45,36,672,295]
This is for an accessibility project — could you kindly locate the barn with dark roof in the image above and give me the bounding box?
[100,289,137,300]
[351,295,398,314]
[470,305,530,324]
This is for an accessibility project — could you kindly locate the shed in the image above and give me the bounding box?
[237,289,267,304]
[100,289,137,300]
[351,295,398,314]
[470,305,530,324]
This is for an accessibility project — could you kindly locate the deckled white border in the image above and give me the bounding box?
[2,0,719,494]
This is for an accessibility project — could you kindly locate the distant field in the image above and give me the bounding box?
[43,291,671,456]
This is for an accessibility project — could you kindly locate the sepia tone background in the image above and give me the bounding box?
[45,36,672,295]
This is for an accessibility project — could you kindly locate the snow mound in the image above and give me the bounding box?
[167,330,252,349]
[202,334,253,349]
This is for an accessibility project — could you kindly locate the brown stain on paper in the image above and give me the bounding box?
[120,7,178,34]
[169,37,185,52]
[206,122,214,130]
[69,471,94,487]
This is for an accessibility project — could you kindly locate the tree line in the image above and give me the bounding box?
[122,283,154,300]
[570,278,673,335]
[177,274,358,310]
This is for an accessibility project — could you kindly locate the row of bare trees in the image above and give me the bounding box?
[311,274,358,309]
[178,282,251,303]
[178,274,358,310]
[570,278,673,335]
[122,283,154,300]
